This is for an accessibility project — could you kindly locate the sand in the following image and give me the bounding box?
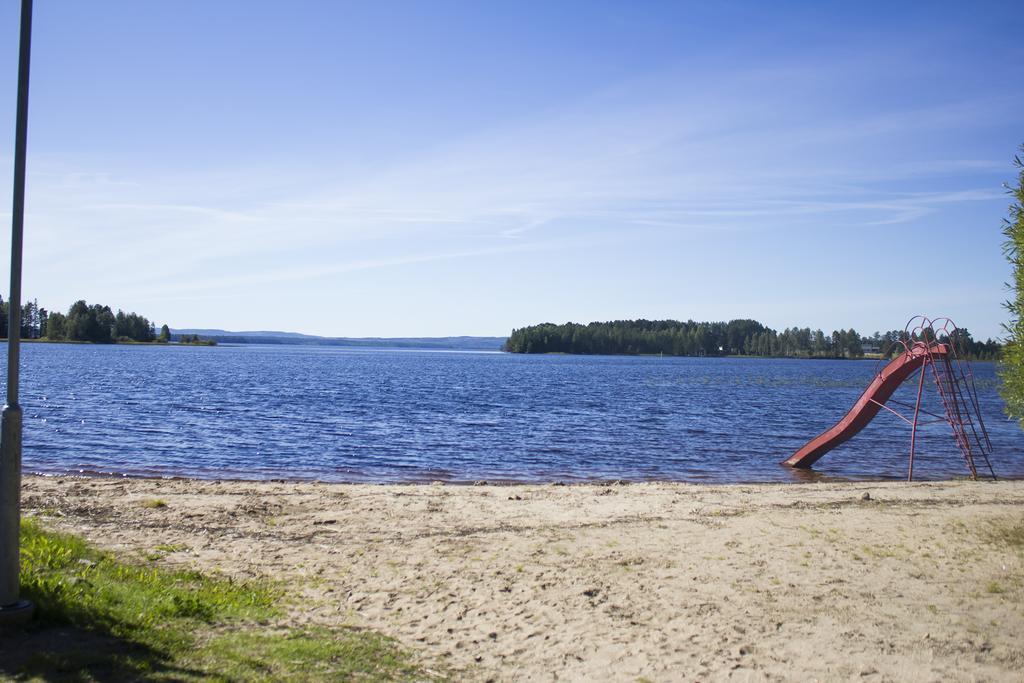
[20,476,1024,681]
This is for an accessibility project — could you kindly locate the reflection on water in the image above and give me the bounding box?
[6,343,1022,483]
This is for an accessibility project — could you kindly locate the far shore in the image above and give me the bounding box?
[2,338,213,346]
[6,339,929,360]
[4,339,1001,361]
[21,475,1024,681]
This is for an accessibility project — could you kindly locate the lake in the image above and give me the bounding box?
[6,342,1022,483]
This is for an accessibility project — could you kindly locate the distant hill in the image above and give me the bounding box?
[170,329,507,351]
[173,329,317,340]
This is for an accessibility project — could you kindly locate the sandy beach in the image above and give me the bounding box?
[20,476,1024,681]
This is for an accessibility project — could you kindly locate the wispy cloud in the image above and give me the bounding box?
[123,240,557,300]
[81,202,260,223]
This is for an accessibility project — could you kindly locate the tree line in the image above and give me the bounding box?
[504,319,1001,360]
[0,296,171,344]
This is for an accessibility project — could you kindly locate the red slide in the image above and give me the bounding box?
[783,343,948,469]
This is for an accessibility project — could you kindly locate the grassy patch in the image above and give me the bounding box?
[200,629,424,681]
[859,544,897,559]
[141,498,168,509]
[145,543,190,562]
[6,518,430,681]
[984,517,1024,551]
[154,543,188,554]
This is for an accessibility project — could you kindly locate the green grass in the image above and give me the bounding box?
[198,629,425,681]
[984,517,1024,552]
[140,498,168,509]
[6,517,430,681]
[153,543,187,553]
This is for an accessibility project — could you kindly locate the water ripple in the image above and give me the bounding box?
[4,343,1022,483]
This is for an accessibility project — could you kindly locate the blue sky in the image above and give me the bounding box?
[0,1,1021,339]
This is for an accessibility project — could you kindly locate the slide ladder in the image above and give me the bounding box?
[783,317,994,480]
[931,351,994,479]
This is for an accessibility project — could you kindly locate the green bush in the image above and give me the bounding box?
[1001,147,1024,426]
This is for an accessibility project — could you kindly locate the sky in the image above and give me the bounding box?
[0,1,1021,339]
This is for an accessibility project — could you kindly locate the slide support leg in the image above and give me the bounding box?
[908,364,927,482]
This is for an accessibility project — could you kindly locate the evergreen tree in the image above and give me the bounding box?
[20,300,38,339]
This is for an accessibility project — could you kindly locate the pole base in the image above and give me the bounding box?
[0,599,33,628]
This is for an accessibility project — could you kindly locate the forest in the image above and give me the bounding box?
[0,296,171,344]
[504,319,1002,360]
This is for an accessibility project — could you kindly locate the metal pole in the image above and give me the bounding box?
[908,362,927,482]
[0,0,34,623]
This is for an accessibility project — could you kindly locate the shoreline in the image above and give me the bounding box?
[24,468,1016,486]
[21,474,1024,681]
[24,464,1015,485]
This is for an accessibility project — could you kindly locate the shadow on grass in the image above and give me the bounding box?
[0,621,207,682]
[8,519,433,682]
[5,518,269,682]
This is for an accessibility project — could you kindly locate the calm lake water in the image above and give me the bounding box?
[5,343,1022,483]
